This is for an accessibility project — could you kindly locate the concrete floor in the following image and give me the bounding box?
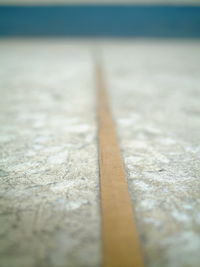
[103,40,200,267]
[0,39,200,267]
[0,40,101,267]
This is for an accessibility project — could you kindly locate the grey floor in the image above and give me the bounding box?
[0,39,200,267]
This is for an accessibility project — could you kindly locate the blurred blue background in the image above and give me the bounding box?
[0,1,200,37]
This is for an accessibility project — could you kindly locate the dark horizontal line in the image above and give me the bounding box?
[0,5,200,37]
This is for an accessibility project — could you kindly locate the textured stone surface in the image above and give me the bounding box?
[1,39,200,267]
[104,40,200,267]
[0,40,100,267]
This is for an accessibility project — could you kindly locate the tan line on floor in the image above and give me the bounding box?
[96,60,144,267]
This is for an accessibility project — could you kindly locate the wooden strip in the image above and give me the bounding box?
[96,60,144,267]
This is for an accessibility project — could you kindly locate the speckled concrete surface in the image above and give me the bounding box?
[1,39,200,267]
[0,40,100,267]
[103,40,200,267]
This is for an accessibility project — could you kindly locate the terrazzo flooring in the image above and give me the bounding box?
[0,39,200,267]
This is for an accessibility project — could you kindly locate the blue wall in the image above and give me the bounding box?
[0,5,200,37]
